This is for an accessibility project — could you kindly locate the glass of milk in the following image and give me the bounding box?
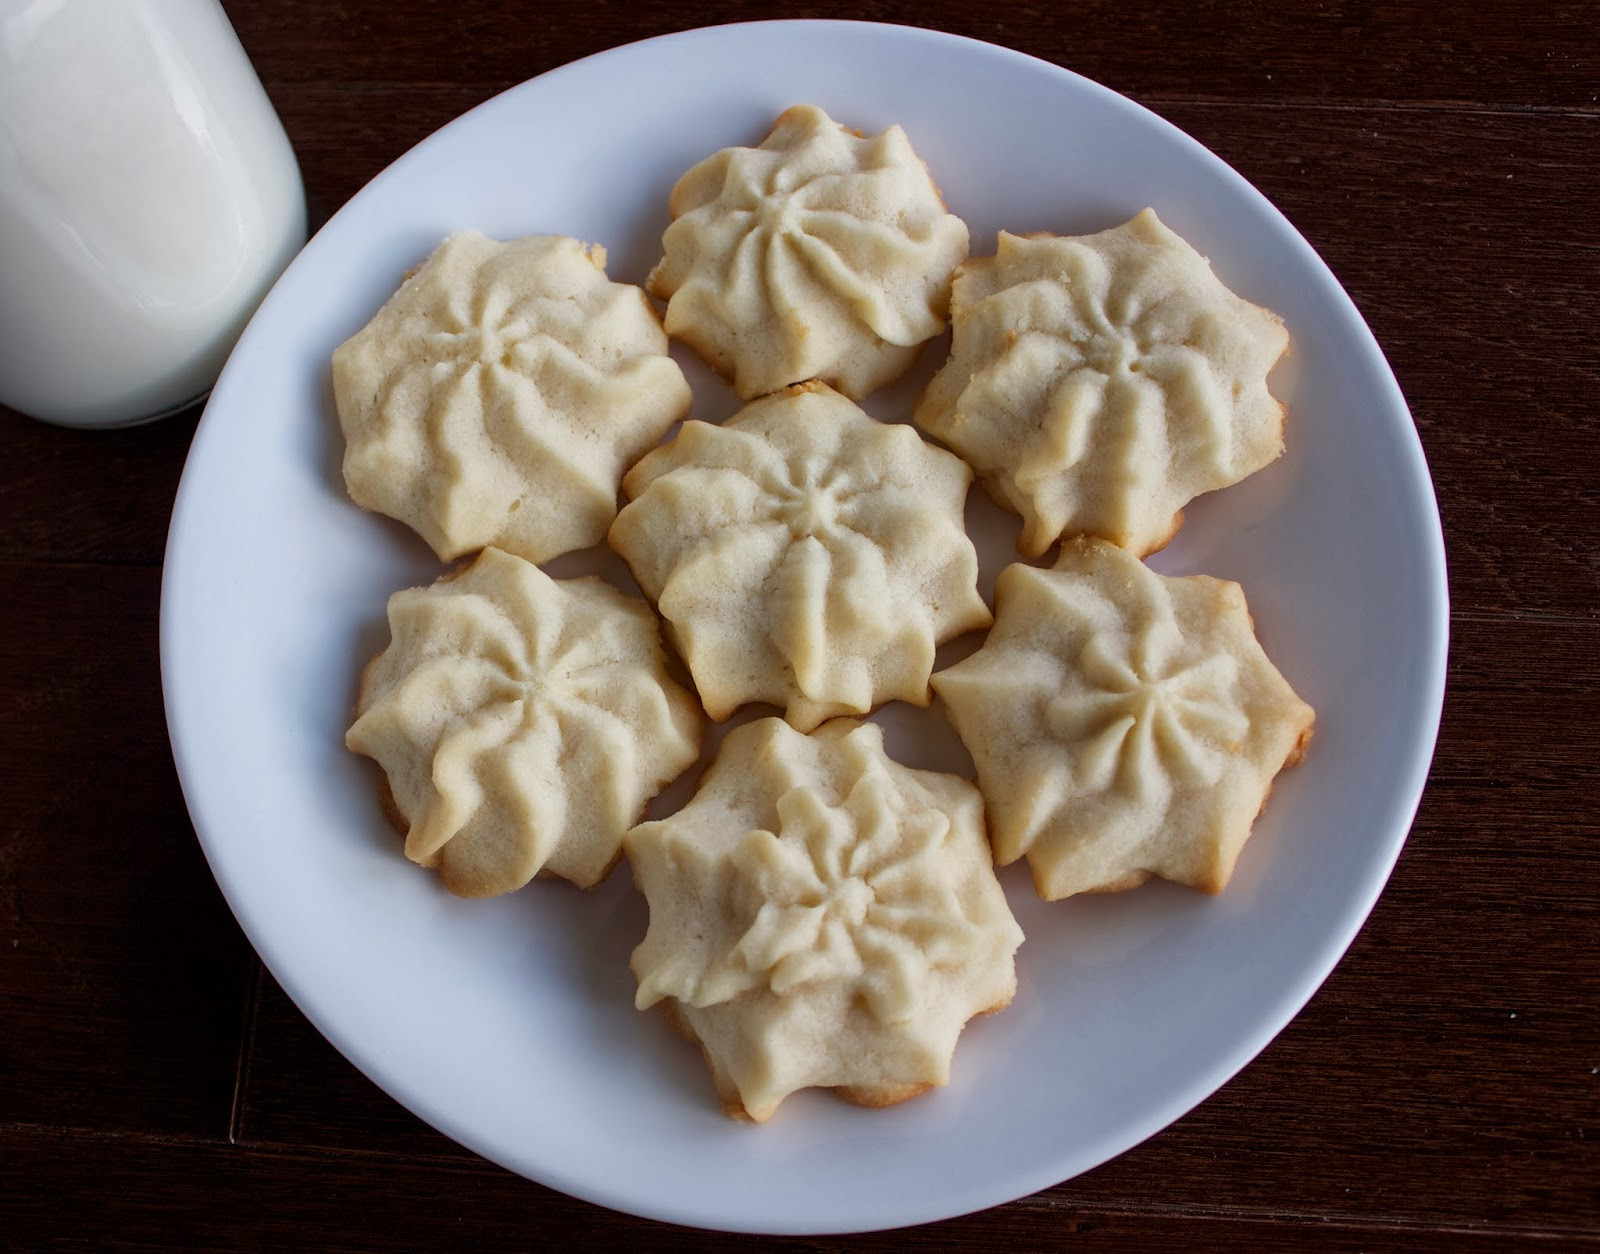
[0,0,306,428]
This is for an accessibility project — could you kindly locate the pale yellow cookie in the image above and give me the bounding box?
[347,547,701,897]
[932,538,1314,900]
[648,104,970,400]
[627,717,1023,1122]
[335,231,691,564]
[609,382,992,730]
[915,209,1289,557]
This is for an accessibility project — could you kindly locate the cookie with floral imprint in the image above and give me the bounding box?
[626,717,1023,1121]
[608,381,992,731]
[915,209,1289,557]
[346,547,702,897]
[334,232,691,564]
[648,104,970,400]
[932,538,1314,900]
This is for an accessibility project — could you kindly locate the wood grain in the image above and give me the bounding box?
[236,972,471,1160]
[0,563,251,1137]
[0,405,201,567]
[3,1,1597,1246]
[222,615,1600,1234]
[223,0,1600,110]
[3,1125,1592,1251]
[9,101,1598,621]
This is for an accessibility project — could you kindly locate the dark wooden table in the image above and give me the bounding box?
[5,2,1597,1248]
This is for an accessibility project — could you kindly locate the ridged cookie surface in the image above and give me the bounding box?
[610,382,991,730]
[347,548,701,896]
[933,538,1314,900]
[627,718,1023,1121]
[649,105,969,400]
[335,232,690,563]
[915,209,1288,557]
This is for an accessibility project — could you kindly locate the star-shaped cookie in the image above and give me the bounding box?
[335,232,690,563]
[627,717,1023,1121]
[347,547,701,896]
[649,104,969,399]
[914,209,1289,557]
[609,382,991,730]
[932,538,1314,899]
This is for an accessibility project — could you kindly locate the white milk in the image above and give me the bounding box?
[0,0,306,427]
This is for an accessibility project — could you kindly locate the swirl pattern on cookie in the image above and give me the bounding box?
[915,209,1289,557]
[347,548,701,896]
[609,382,992,730]
[627,718,1023,1121]
[932,538,1314,900]
[335,232,691,563]
[649,105,970,399]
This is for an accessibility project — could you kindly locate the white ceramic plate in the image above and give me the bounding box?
[162,20,1447,1235]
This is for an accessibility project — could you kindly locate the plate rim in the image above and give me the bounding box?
[161,17,1450,1234]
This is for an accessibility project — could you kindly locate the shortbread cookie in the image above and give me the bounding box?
[335,232,691,564]
[648,104,970,400]
[346,547,701,897]
[932,538,1313,899]
[627,717,1023,1122]
[609,382,992,730]
[915,209,1289,557]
